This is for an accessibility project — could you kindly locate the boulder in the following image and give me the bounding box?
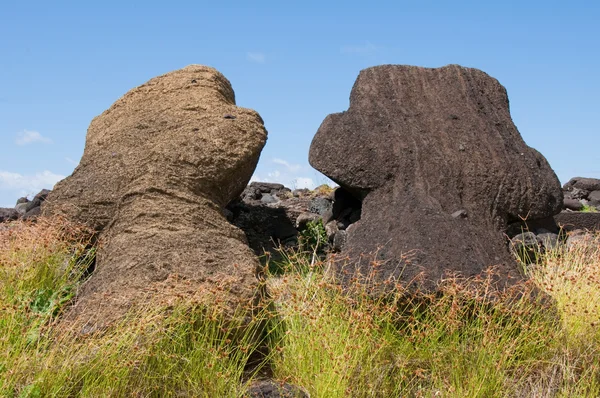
[25,189,51,213]
[0,208,18,223]
[555,212,600,232]
[563,177,600,192]
[43,65,267,326]
[563,198,584,211]
[309,64,562,290]
[588,190,600,203]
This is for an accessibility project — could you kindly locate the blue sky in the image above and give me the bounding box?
[1,1,599,207]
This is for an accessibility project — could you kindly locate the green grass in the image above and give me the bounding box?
[581,204,598,213]
[1,217,599,397]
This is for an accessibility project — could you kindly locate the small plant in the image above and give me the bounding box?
[312,184,334,197]
[581,204,598,213]
[298,219,328,255]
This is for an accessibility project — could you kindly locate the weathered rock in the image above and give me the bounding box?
[43,65,267,326]
[332,229,347,252]
[589,190,600,203]
[536,232,560,251]
[295,212,320,230]
[510,232,540,264]
[23,206,41,220]
[308,197,332,216]
[228,200,298,257]
[309,64,562,290]
[15,202,29,215]
[563,177,600,192]
[261,194,279,204]
[563,198,584,211]
[325,220,339,240]
[563,187,589,201]
[0,208,18,223]
[25,189,51,213]
[505,216,560,237]
[16,197,29,205]
[555,212,600,232]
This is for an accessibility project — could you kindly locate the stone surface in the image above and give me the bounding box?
[563,177,600,192]
[589,190,600,202]
[555,212,600,232]
[510,232,540,264]
[43,65,268,326]
[25,189,51,213]
[563,198,584,211]
[309,64,562,290]
[0,208,18,223]
[15,202,29,215]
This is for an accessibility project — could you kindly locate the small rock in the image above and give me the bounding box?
[23,206,42,220]
[0,208,19,223]
[325,220,339,241]
[563,177,600,192]
[15,202,29,215]
[563,198,583,211]
[536,232,560,251]
[261,194,279,204]
[25,189,51,213]
[589,190,600,203]
[296,212,320,230]
[242,187,262,201]
[250,182,285,194]
[510,232,541,264]
[332,230,347,252]
[451,209,468,219]
[309,197,332,216]
[566,230,593,249]
[292,188,310,198]
[16,197,29,205]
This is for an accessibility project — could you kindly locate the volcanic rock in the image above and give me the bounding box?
[309,64,562,290]
[43,65,268,326]
[563,177,600,192]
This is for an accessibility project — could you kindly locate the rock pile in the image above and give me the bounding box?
[0,189,50,223]
[309,64,563,291]
[555,176,600,233]
[42,65,268,327]
[226,182,336,259]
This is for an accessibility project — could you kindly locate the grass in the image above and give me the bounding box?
[580,204,598,213]
[1,217,599,397]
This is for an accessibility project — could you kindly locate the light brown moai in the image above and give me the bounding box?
[44,65,267,326]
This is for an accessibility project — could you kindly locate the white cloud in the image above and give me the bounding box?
[65,157,79,166]
[341,41,379,56]
[294,177,315,190]
[268,170,281,179]
[272,158,302,172]
[247,52,266,64]
[0,170,65,205]
[15,130,52,145]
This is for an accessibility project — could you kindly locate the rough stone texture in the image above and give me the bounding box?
[563,177,600,192]
[563,198,584,211]
[25,189,51,213]
[0,208,18,223]
[43,65,268,325]
[555,212,600,232]
[588,190,600,203]
[309,64,563,290]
